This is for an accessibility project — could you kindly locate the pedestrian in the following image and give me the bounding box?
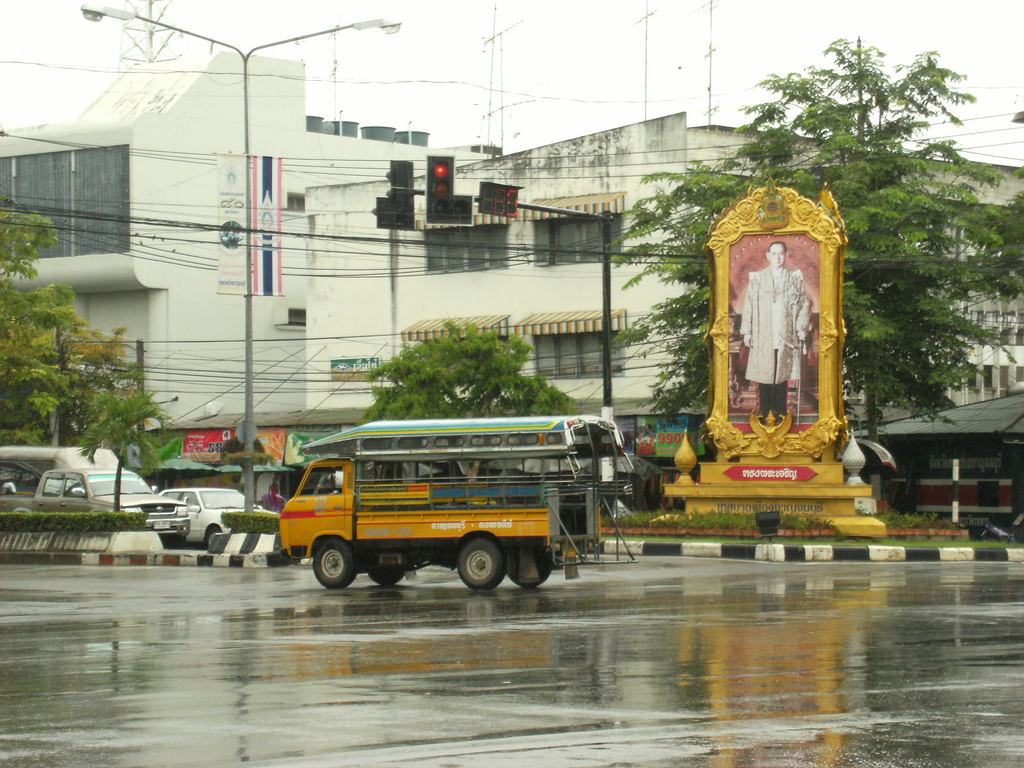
[261,480,285,513]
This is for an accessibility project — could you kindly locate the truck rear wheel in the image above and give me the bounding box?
[508,547,553,588]
[312,539,356,589]
[367,566,405,586]
[457,538,505,590]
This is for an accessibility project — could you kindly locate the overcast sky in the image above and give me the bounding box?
[2,0,1022,164]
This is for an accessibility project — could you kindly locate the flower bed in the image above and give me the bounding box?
[600,527,970,540]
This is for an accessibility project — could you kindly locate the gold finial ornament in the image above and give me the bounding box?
[673,433,698,483]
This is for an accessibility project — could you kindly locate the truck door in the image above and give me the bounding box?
[35,473,66,511]
[292,462,355,539]
[61,473,90,512]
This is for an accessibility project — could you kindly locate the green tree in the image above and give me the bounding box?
[364,322,575,421]
[0,202,139,444]
[623,40,1024,439]
[79,390,167,511]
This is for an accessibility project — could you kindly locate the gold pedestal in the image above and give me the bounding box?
[667,439,886,537]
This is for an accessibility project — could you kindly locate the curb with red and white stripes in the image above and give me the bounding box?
[602,540,1024,562]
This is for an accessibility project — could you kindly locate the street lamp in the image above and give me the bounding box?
[82,4,401,512]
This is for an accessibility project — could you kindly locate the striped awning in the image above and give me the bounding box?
[519,191,627,221]
[401,315,510,342]
[415,191,627,229]
[514,309,627,336]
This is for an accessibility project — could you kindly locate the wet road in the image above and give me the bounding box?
[1,557,1023,767]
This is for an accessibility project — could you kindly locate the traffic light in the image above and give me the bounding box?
[425,155,473,225]
[374,160,415,230]
[478,182,521,217]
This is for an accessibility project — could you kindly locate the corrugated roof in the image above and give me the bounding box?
[881,393,1024,437]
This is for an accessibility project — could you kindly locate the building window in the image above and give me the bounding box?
[976,480,1000,508]
[0,146,131,258]
[287,308,306,326]
[286,193,305,212]
[425,225,508,273]
[535,216,621,266]
[534,332,623,378]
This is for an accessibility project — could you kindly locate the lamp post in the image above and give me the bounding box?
[82,4,400,512]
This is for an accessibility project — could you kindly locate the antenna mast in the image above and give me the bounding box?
[118,0,177,67]
[703,0,718,125]
[634,2,656,121]
[483,7,522,150]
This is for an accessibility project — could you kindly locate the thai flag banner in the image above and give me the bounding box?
[251,155,284,296]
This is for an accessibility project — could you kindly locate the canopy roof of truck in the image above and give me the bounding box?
[0,446,119,471]
[302,415,618,461]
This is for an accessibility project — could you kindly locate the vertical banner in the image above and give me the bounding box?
[252,155,284,297]
[217,154,247,295]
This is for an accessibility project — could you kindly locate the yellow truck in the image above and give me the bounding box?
[280,416,631,590]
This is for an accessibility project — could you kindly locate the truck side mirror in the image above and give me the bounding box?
[68,487,87,498]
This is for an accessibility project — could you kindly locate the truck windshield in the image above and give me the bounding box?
[89,474,154,496]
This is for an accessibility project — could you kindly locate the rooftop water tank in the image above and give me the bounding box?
[360,125,395,142]
[395,130,430,147]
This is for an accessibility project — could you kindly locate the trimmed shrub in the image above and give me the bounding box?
[0,511,146,533]
[222,511,281,535]
[877,511,958,530]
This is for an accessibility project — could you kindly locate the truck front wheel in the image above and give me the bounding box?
[312,538,356,589]
[457,538,505,590]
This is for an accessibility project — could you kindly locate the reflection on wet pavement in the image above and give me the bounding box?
[1,561,1022,767]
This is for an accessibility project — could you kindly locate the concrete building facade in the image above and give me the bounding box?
[0,52,483,430]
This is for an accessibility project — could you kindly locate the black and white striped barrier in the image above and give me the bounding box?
[602,540,1024,562]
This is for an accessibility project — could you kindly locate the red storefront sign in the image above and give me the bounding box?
[724,466,818,482]
[183,427,286,464]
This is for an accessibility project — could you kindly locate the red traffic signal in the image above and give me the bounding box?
[431,158,451,180]
[426,155,472,225]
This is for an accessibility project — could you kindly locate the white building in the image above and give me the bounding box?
[0,52,485,432]
[303,115,750,421]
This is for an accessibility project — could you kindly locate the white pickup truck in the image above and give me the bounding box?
[0,468,189,537]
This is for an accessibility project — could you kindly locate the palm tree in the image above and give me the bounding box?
[79,390,168,511]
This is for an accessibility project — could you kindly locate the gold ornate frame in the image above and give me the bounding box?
[704,183,848,461]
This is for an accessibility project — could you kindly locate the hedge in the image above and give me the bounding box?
[0,511,146,533]
[222,511,281,535]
